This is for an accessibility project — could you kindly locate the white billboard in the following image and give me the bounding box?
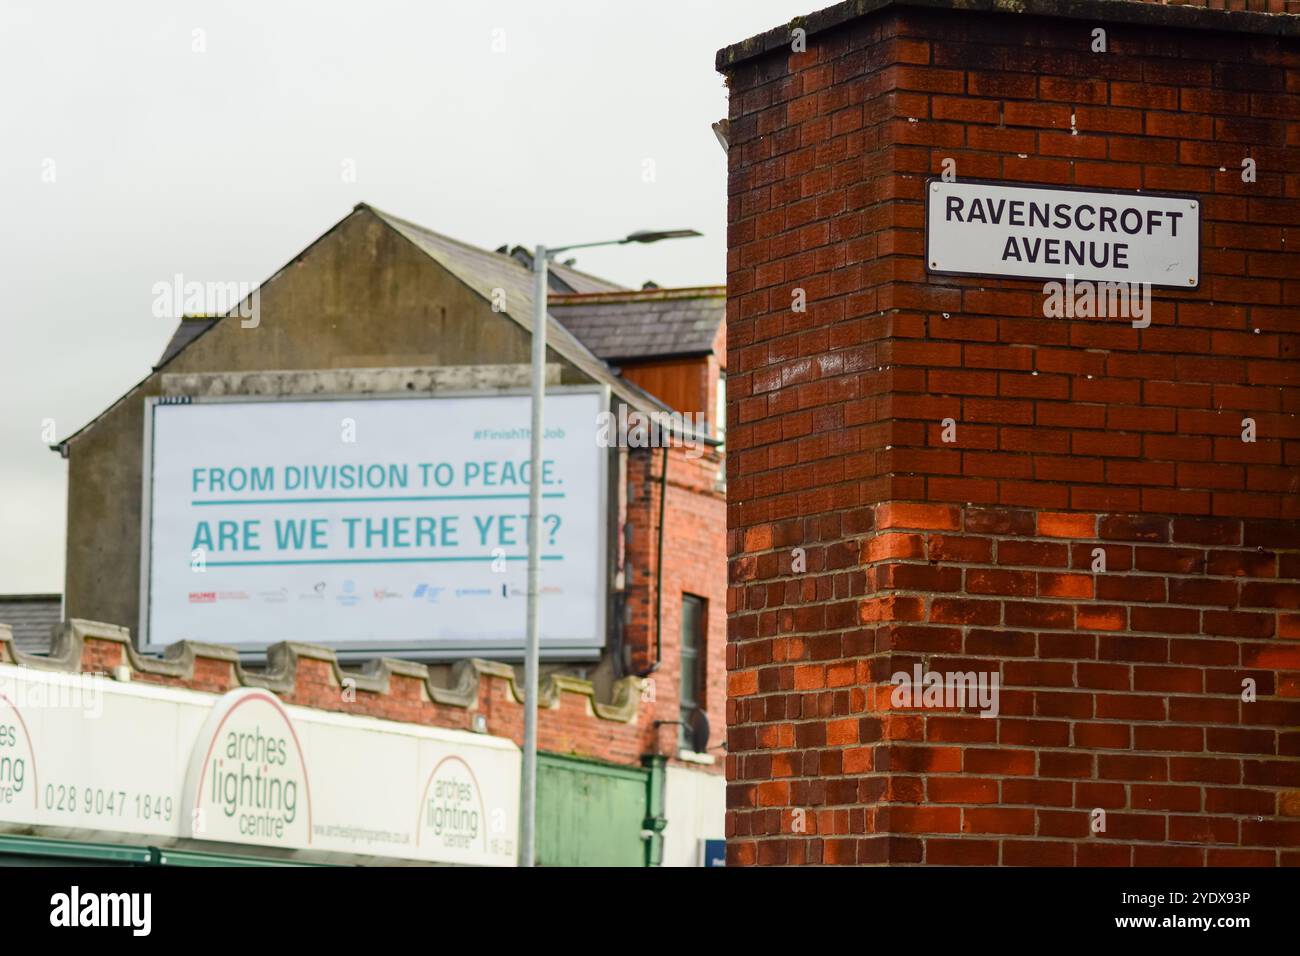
[141,390,608,659]
[926,179,1200,288]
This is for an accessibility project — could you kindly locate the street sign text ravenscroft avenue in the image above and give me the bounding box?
[926,179,1200,289]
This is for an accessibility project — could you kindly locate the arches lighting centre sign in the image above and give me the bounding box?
[0,669,519,866]
[926,179,1200,288]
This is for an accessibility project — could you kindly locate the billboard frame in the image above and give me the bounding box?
[138,386,611,664]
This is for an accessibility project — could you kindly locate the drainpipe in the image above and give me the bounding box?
[635,444,668,678]
[640,753,667,866]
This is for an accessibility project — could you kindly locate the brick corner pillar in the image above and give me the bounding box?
[718,0,1300,866]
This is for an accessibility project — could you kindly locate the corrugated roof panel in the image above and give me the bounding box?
[0,595,61,655]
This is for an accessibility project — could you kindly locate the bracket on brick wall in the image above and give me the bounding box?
[0,619,642,724]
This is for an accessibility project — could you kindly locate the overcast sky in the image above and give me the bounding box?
[0,0,810,594]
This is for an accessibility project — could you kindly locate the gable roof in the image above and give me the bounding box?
[64,204,700,452]
[548,287,724,363]
[153,219,632,371]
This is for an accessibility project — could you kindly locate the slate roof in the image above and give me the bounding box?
[548,287,725,363]
[0,594,61,655]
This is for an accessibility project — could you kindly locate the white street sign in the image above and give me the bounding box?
[926,179,1200,288]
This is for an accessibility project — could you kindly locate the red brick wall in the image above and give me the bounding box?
[721,2,1300,864]
[625,445,729,758]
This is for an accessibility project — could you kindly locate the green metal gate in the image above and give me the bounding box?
[536,753,661,867]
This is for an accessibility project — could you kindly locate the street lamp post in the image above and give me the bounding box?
[520,228,700,868]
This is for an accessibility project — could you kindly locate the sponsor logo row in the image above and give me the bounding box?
[189,582,563,605]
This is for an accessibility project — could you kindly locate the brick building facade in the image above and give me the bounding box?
[2,206,727,866]
[718,0,1299,865]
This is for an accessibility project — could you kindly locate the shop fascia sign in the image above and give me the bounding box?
[0,666,519,866]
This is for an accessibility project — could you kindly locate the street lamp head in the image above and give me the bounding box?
[622,228,703,244]
[544,229,701,257]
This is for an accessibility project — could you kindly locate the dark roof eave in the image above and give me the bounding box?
[549,286,726,305]
[716,0,1300,72]
[51,367,155,454]
[609,349,717,365]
